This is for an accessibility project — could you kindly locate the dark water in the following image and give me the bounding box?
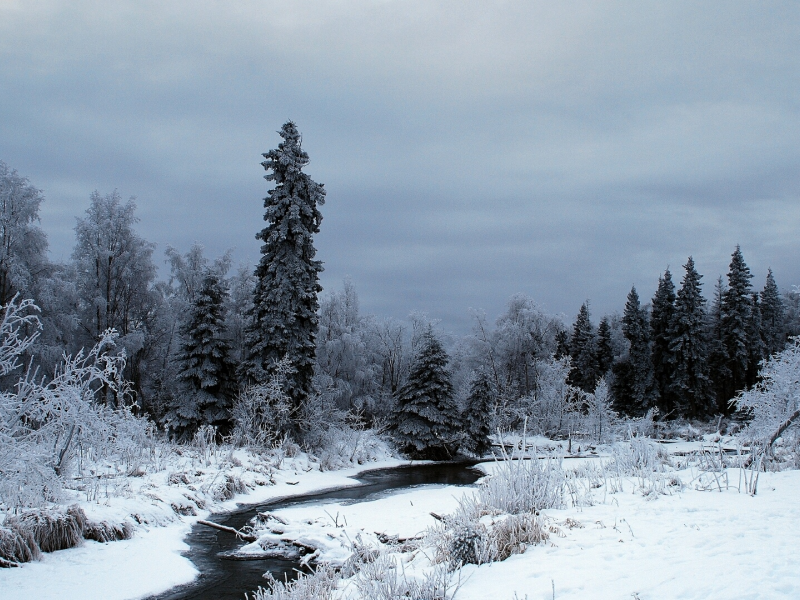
[148,461,483,600]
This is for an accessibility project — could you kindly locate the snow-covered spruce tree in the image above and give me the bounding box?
[718,245,753,405]
[392,328,459,460]
[168,273,235,438]
[669,257,715,418]
[243,122,325,421]
[568,302,598,393]
[707,276,731,414]
[462,369,494,457]
[760,268,785,358]
[612,287,657,417]
[747,291,765,390]
[595,316,614,377]
[651,269,677,415]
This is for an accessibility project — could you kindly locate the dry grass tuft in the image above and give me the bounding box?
[7,505,86,553]
[0,525,41,564]
[213,474,250,501]
[83,520,133,543]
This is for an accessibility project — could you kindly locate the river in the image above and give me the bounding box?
[148,461,484,600]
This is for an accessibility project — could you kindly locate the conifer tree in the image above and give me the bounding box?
[719,245,753,403]
[746,291,765,389]
[462,369,494,457]
[243,122,325,416]
[595,317,614,376]
[170,273,235,437]
[669,257,715,418]
[569,302,598,392]
[760,268,785,357]
[707,276,731,413]
[612,287,657,416]
[651,270,677,415]
[392,328,459,460]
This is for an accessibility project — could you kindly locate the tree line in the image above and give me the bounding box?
[1,123,798,460]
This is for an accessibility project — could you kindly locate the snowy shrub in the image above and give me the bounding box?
[210,473,250,501]
[489,513,550,561]
[479,456,566,514]
[251,565,338,600]
[354,555,457,600]
[0,523,40,564]
[428,495,550,569]
[231,358,294,448]
[83,519,133,543]
[6,504,86,553]
[734,338,800,449]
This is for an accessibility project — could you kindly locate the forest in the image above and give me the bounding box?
[1,121,799,502]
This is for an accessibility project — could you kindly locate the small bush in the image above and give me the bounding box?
[479,456,565,514]
[83,520,133,543]
[0,525,41,564]
[354,555,456,600]
[251,564,338,600]
[7,504,86,553]
[212,474,249,501]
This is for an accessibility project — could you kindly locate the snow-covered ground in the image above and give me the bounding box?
[0,444,406,600]
[4,440,800,600]
[244,444,800,600]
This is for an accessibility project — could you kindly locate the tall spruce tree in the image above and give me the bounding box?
[170,273,235,437]
[569,302,599,392]
[746,291,765,389]
[462,369,494,457]
[651,270,677,415]
[612,287,657,416]
[707,276,731,413]
[760,268,785,357]
[244,122,325,416]
[595,317,614,377]
[719,245,753,403]
[669,257,715,418]
[392,328,459,460]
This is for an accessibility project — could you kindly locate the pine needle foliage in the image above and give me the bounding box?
[463,370,494,457]
[244,122,325,418]
[171,273,235,437]
[392,328,459,460]
[669,257,715,418]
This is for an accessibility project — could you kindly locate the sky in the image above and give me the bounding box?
[1,1,798,333]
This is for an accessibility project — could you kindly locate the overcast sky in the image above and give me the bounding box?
[1,1,798,332]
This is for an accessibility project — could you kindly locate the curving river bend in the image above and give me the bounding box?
[148,461,484,600]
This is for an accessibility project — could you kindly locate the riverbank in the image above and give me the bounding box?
[0,441,407,600]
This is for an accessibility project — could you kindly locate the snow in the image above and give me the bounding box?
[243,445,800,600]
[0,446,407,600]
[3,441,800,600]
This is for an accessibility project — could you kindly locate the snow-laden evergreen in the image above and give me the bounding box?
[668,257,715,418]
[462,370,494,457]
[760,268,785,357]
[612,287,657,416]
[392,328,459,460]
[719,245,753,403]
[243,122,325,418]
[651,269,677,415]
[167,273,235,438]
[568,302,598,393]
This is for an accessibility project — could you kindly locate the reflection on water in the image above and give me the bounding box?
[147,461,483,600]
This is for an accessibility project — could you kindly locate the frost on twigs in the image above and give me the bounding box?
[734,338,800,461]
[0,296,149,508]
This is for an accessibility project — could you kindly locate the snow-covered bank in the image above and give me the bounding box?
[240,442,800,600]
[0,443,408,600]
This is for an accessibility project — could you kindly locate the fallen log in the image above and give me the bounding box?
[197,519,258,542]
